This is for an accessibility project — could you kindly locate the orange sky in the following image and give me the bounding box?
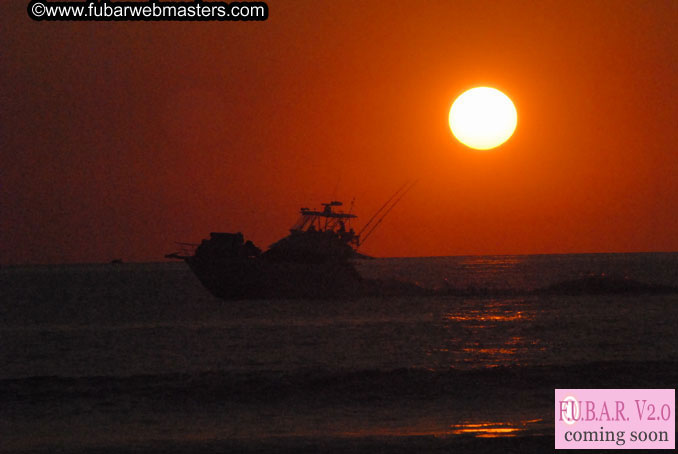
[1,0,677,264]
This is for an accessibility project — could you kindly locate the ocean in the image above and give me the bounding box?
[1,253,677,453]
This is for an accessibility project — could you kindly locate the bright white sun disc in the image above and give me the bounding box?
[448,87,517,150]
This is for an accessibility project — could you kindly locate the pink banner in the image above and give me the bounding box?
[555,389,675,449]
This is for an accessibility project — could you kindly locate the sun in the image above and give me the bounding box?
[448,87,517,150]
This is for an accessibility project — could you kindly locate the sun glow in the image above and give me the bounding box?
[448,87,517,150]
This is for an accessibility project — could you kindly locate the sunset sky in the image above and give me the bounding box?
[2,0,677,264]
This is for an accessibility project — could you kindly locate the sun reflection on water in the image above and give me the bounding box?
[336,418,545,439]
[429,299,546,368]
[445,311,527,322]
[448,419,544,438]
[462,347,517,355]
[444,299,535,323]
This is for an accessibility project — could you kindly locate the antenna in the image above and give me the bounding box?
[359,180,418,246]
[348,197,355,215]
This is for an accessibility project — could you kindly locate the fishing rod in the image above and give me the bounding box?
[360,180,418,246]
[358,181,411,238]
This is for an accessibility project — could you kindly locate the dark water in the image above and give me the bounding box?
[1,254,677,453]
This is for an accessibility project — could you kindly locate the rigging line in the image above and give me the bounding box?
[361,180,416,245]
[360,180,418,246]
[358,180,411,237]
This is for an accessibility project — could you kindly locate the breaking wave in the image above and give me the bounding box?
[423,274,678,297]
[3,360,677,407]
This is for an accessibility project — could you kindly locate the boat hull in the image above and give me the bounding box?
[186,256,367,300]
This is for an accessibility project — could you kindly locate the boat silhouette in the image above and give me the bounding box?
[166,195,426,300]
[166,201,678,300]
